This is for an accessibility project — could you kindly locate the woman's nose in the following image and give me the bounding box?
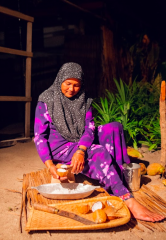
[69,85,74,91]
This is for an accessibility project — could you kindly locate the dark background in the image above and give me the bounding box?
[0,0,166,139]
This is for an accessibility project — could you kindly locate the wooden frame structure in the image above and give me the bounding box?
[160,80,166,167]
[0,6,34,144]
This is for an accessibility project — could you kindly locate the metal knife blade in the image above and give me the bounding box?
[33,203,95,225]
[57,209,94,225]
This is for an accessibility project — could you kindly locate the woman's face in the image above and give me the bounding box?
[61,78,81,98]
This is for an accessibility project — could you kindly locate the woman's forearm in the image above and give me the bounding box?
[45,160,54,170]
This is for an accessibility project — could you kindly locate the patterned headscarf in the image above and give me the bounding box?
[38,62,93,142]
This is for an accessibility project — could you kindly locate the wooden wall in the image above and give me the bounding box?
[101,25,132,94]
[64,34,102,98]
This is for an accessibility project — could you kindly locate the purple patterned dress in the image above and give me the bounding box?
[34,101,131,198]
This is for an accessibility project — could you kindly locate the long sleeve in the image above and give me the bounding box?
[78,106,95,148]
[34,101,53,163]
[34,103,95,163]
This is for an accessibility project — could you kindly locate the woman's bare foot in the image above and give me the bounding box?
[125,198,165,222]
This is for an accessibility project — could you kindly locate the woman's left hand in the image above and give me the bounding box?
[71,151,85,174]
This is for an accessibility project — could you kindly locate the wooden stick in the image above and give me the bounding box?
[0,96,32,102]
[135,192,166,216]
[142,185,166,205]
[0,6,34,22]
[3,188,22,194]
[25,21,32,138]
[19,174,29,232]
[0,46,33,57]
[127,221,144,232]
[137,221,154,232]
[160,80,166,166]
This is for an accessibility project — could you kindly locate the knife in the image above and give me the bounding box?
[33,203,95,225]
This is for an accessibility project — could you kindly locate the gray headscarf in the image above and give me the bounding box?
[38,62,93,142]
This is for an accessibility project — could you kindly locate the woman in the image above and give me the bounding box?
[34,62,164,222]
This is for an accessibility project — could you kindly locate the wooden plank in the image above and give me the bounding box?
[25,102,31,138]
[0,96,32,101]
[0,140,17,148]
[0,46,33,57]
[60,0,106,22]
[160,81,166,167]
[0,6,34,22]
[25,22,32,138]
[0,137,31,148]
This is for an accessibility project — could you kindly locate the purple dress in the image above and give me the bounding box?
[34,101,131,198]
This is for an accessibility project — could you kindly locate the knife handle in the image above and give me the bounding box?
[33,203,58,214]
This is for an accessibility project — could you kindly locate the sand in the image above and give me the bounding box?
[0,140,166,240]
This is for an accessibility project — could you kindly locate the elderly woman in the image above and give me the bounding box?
[34,62,164,222]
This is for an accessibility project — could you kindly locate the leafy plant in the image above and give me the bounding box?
[92,96,120,126]
[139,115,161,150]
[92,79,161,150]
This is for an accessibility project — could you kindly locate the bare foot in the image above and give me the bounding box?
[125,198,165,222]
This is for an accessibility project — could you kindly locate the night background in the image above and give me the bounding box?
[0,0,166,142]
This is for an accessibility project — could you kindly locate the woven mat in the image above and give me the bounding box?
[21,168,166,233]
[25,196,130,232]
[20,168,110,232]
[132,185,166,232]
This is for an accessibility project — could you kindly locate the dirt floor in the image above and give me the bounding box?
[0,133,166,240]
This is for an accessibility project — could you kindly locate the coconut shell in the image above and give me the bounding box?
[104,206,117,220]
[91,201,105,212]
[105,200,113,207]
[57,169,68,177]
[127,147,143,158]
[147,163,165,176]
[104,206,127,220]
[56,164,72,169]
[105,201,123,212]
[92,209,107,224]
[162,179,166,186]
[139,163,147,175]
[76,204,90,214]
[104,206,116,214]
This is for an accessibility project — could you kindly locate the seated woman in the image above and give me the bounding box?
[34,62,164,222]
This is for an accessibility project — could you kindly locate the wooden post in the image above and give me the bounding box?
[101,25,116,92]
[160,80,166,167]
[25,22,32,138]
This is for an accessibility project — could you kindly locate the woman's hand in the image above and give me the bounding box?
[71,151,85,174]
[49,164,67,181]
[45,160,67,181]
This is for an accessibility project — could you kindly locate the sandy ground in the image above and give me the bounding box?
[0,139,166,240]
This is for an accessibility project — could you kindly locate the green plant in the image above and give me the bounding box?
[92,79,161,150]
[92,97,120,126]
[139,116,161,150]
